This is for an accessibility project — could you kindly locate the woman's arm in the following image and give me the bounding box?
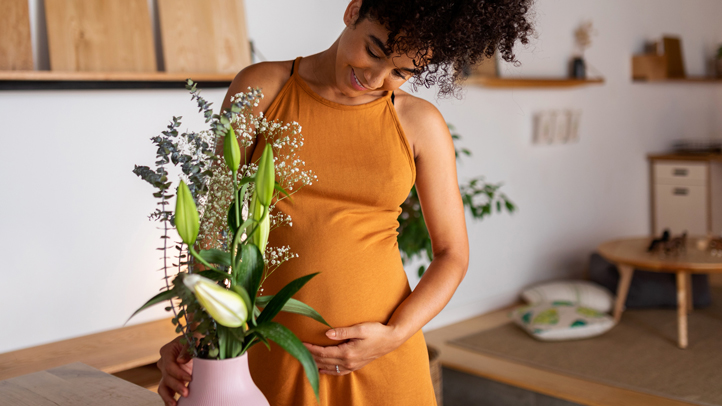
[305,96,469,375]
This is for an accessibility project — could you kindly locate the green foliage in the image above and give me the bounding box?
[397,125,516,277]
[254,322,320,401]
[256,296,331,328]
[130,82,324,396]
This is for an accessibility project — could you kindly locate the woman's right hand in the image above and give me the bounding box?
[157,336,193,406]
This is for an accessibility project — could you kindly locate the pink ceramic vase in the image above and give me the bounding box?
[177,354,270,406]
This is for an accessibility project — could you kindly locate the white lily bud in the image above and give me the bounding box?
[183,274,248,328]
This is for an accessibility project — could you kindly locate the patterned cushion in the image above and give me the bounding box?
[509,302,616,341]
[521,280,614,312]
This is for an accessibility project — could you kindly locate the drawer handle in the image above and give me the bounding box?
[673,187,689,196]
[673,168,689,176]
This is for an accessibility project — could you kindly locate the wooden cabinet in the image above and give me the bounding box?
[649,154,722,236]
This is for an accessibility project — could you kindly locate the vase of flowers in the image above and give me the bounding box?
[129,81,325,404]
[180,354,268,406]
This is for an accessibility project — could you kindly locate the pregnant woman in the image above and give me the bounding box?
[158,1,533,405]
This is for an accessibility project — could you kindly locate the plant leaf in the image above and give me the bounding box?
[256,296,331,327]
[198,249,231,267]
[254,322,319,400]
[231,285,253,316]
[274,182,294,203]
[256,273,319,325]
[127,288,176,324]
[197,270,229,282]
[233,244,264,308]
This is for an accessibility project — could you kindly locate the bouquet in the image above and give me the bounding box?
[129,80,325,399]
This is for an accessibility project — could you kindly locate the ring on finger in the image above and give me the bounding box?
[335,365,340,373]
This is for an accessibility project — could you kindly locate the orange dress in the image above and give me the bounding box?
[247,57,436,406]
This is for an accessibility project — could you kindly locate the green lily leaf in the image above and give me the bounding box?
[197,270,229,282]
[231,284,253,316]
[256,296,331,328]
[233,244,264,308]
[238,176,255,186]
[127,288,176,324]
[256,273,319,325]
[198,249,231,267]
[255,322,319,400]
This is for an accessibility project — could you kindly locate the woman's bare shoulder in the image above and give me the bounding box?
[393,89,448,159]
[222,60,295,112]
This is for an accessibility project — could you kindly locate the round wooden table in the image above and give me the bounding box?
[597,236,722,349]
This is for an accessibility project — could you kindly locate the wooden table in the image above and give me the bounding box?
[597,236,722,349]
[0,362,162,406]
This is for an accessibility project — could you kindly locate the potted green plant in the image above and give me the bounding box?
[129,81,325,405]
[397,124,516,277]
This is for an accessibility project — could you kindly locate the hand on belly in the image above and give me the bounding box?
[303,321,405,375]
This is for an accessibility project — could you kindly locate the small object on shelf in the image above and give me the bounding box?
[632,35,690,81]
[570,57,586,79]
[662,36,686,78]
[672,139,722,154]
[0,0,33,70]
[705,237,722,257]
[632,54,667,80]
[570,21,594,79]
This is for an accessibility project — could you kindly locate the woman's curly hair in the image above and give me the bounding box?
[357,0,535,97]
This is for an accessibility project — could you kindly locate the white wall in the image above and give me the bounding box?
[1,0,721,353]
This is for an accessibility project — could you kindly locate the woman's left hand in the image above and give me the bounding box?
[303,322,404,375]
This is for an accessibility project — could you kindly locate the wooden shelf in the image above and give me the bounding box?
[0,70,236,90]
[466,76,605,88]
[633,76,722,83]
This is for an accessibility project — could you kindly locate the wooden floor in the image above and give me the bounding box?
[424,305,697,406]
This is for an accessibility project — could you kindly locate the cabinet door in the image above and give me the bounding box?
[654,184,707,235]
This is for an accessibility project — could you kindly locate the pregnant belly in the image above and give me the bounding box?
[259,241,411,347]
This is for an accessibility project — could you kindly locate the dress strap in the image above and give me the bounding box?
[291,56,302,77]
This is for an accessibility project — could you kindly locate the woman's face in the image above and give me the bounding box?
[335,5,423,98]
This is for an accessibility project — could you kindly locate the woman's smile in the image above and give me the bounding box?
[350,68,369,91]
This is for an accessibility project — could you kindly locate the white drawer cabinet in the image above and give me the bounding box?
[649,156,722,236]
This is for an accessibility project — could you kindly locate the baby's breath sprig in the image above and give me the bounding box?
[197,89,317,283]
